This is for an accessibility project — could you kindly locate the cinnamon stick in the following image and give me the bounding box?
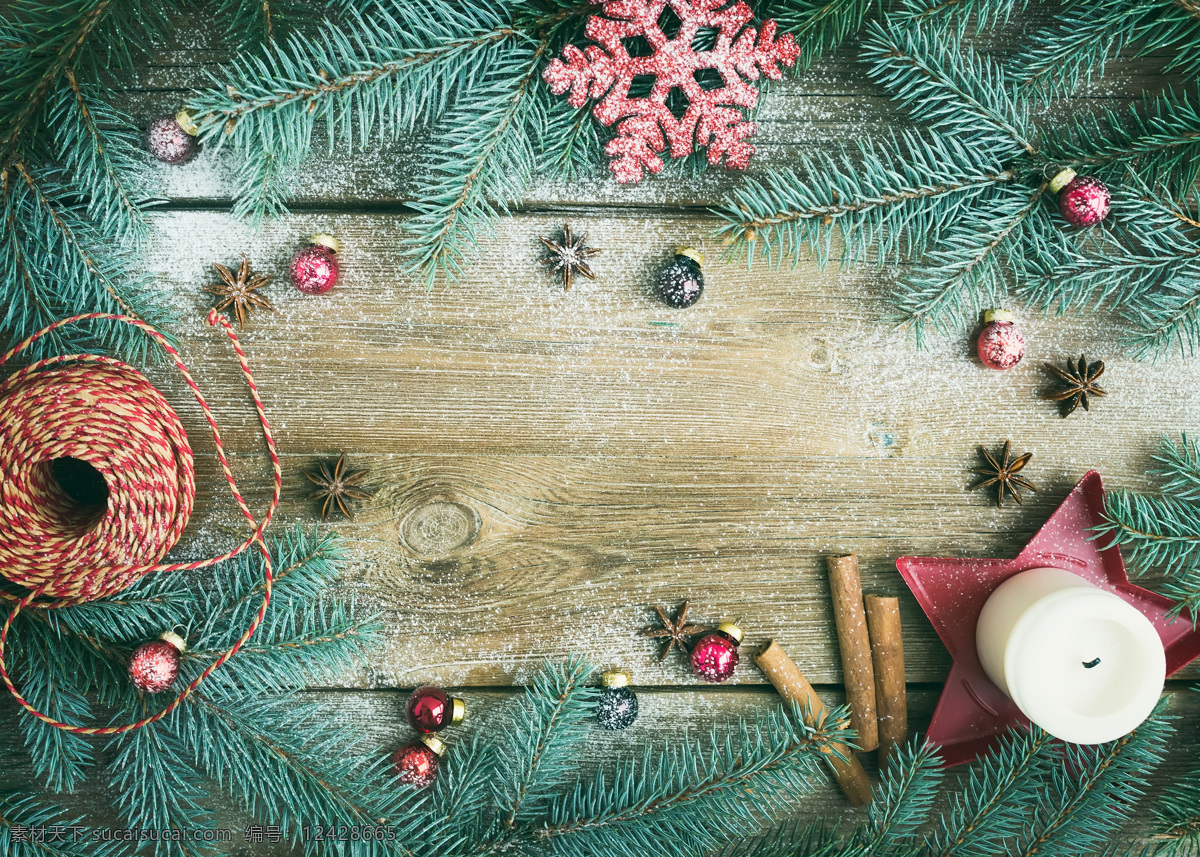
[827,555,879,752]
[755,640,873,806]
[865,595,907,768]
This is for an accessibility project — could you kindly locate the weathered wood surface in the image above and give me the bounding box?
[134,209,1200,688]
[3,11,1200,849]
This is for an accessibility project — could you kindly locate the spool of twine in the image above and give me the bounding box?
[0,311,281,734]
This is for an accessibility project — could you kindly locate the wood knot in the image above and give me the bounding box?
[399,499,480,558]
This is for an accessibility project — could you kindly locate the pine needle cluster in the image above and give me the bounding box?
[716,0,1200,357]
[729,705,1175,857]
[2,525,431,857]
[0,0,349,360]
[188,0,882,287]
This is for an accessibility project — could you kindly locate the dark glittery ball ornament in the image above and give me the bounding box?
[690,622,742,683]
[976,309,1025,371]
[290,234,340,295]
[1050,168,1110,227]
[392,734,443,787]
[405,685,466,733]
[129,631,186,694]
[596,670,638,730]
[147,110,199,164]
[658,247,705,308]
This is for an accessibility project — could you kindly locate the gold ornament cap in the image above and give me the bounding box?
[450,697,466,724]
[676,247,705,268]
[1048,168,1077,194]
[716,622,744,644]
[160,631,187,653]
[983,308,1014,324]
[175,109,200,137]
[601,670,631,688]
[420,734,445,755]
[311,233,340,252]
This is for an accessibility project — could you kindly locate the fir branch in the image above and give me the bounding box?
[1098,434,1200,618]
[540,702,853,857]
[492,656,598,829]
[400,39,551,284]
[891,182,1046,344]
[1008,703,1173,857]
[926,726,1055,857]
[108,717,217,857]
[1124,284,1200,359]
[0,791,125,857]
[190,0,524,224]
[714,131,1013,267]
[856,740,942,852]
[10,621,98,794]
[762,0,879,70]
[178,693,431,857]
[889,0,1028,33]
[1008,3,1131,101]
[860,19,1034,156]
[1153,433,1200,501]
[1153,753,1200,850]
[1042,87,1200,199]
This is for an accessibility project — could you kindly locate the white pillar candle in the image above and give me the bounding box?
[976,567,1165,744]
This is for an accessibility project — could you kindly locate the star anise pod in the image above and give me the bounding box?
[970,441,1037,507]
[304,454,375,520]
[1043,355,1107,417]
[643,600,708,661]
[206,256,273,327]
[540,223,600,291]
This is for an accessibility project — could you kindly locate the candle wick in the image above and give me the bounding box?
[1083,657,1101,669]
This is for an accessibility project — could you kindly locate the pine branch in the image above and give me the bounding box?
[190,0,524,225]
[492,656,598,829]
[1098,434,1200,618]
[856,740,942,853]
[891,182,1046,344]
[1008,703,1173,857]
[0,791,125,857]
[540,702,853,857]
[762,0,879,70]
[860,18,1034,156]
[714,131,1014,268]
[400,39,551,284]
[925,726,1055,857]
[1042,87,1200,199]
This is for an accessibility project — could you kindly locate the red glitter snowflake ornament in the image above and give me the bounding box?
[543,0,799,183]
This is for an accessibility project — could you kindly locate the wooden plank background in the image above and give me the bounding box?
[3,9,1200,849]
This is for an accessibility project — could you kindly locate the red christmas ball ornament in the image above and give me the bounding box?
[129,631,186,694]
[405,686,466,733]
[147,110,199,165]
[976,309,1026,371]
[392,734,443,787]
[1050,168,1110,227]
[690,622,743,683]
[290,234,340,295]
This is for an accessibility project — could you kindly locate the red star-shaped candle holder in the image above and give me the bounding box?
[897,470,1200,766]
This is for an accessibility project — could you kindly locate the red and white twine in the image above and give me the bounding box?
[0,311,281,734]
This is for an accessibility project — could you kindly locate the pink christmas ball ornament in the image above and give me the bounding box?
[976,309,1026,371]
[1050,168,1111,227]
[290,234,340,295]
